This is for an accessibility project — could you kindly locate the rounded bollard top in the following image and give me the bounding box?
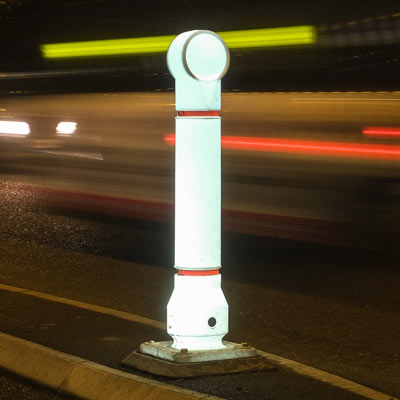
[168,30,230,82]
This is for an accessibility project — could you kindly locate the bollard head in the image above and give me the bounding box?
[184,31,230,81]
[168,30,229,82]
[167,30,230,110]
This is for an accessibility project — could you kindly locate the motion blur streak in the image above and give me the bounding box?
[220,26,316,49]
[164,134,400,161]
[41,26,316,58]
[0,121,30,136]
[41,35,176,58]
[363,127,400,136]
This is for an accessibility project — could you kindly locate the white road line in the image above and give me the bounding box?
[40,149,103,160]
[0,282,398,400]
[0,283,165,330]
[258,350,398,400]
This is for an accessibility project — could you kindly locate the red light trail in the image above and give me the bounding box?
[164,134,400,161]
[363,126,400,137]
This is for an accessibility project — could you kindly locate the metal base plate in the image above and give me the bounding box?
[122,341,274,377]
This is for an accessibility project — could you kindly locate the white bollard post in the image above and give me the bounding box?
[123,31,269,376]
[166,30,230,352]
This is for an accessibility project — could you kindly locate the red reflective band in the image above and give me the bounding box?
[178,111,220,117]
[177,269,220,276]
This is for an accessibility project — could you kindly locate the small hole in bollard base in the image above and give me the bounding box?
[208,317,217,327]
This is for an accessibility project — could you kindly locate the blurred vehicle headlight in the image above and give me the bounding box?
[56,121,77,135]
[0,121,30,136]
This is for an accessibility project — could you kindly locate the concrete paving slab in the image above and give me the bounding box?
[0,332,223,400]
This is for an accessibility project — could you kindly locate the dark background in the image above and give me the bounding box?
[1,0,400,93]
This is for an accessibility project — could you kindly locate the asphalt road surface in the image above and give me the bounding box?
[0,90,399,398]
[0,171,399,399]
[0,371,74,400]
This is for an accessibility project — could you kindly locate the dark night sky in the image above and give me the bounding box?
[2,0,397,43]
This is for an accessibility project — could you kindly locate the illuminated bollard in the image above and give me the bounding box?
[123,30,270,376]
[167,30,229,351]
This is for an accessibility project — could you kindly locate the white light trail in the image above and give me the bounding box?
[0,121,30,136]
[56,121,77,135]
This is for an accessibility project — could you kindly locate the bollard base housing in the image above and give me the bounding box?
[122,340,274,377]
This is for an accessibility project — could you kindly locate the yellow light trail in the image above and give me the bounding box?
[41,26,316,59]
